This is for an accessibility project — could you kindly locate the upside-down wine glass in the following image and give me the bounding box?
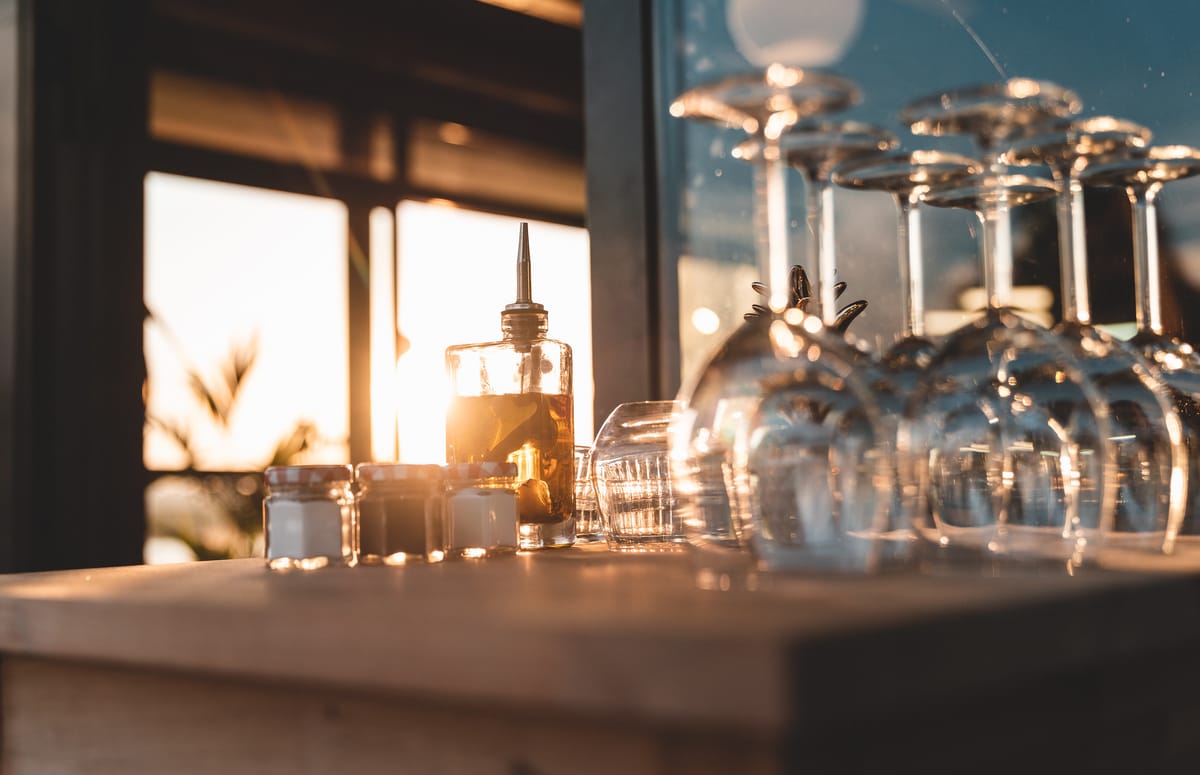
[899,80,1116,564]
[832,150,984,542]
[1003,120,1187,553]
[1082,145,1200,558]
[669,68,895,585]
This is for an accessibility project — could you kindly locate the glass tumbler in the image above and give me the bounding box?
[573,445,604,543]
[592,401,686,551]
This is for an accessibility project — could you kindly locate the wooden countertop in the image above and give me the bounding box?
[0,546,1197,737]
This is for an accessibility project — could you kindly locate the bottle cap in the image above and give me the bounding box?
[355,463,443,482]
[442,462,519,482]
[264,464,352,487]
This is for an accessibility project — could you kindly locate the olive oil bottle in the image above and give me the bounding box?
[444,223,575,548]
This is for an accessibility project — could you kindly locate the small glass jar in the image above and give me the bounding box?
[442,462,520,559]
[263,464,355,570]
[356,464,445,565]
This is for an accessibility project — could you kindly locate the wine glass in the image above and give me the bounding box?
[669,69,896,583]
[1003,121,1187,553]
[1081,145,1200,558]
[831,150,984,543]
[901,78,1082,169]
[898,80,1115,564]
[905,170,1117,564]
[734,121,898,329]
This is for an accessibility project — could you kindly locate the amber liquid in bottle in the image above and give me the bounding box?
[445,393,574,523]
[444,222,576,548]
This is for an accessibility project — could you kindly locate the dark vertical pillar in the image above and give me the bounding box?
[0,0,21,571]
[582,0,679,424]
[5,0,148,570]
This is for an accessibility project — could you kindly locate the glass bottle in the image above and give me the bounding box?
[445,223,575,549]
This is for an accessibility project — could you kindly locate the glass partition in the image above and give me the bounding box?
[656,0,1200,383]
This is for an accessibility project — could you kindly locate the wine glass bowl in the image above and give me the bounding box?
[1001,116,1152,172]
[672,310,894,577]
[669,66,860,134]
[733,121,899,177]
[901,78,1082,160]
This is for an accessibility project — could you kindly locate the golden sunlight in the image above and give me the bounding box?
[392,202,593,463]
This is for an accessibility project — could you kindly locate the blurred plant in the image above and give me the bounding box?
[143,309,333,562]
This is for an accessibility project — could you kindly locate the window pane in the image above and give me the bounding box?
[144,172,350,471]
[393,202,592,463]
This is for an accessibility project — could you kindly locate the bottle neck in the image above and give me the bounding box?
[501,310,549,340]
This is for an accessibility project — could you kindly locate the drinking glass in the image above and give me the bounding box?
[1081,145,1200,557]
[669,68,896,583]
[592,401,685,551]
[898,80,1115,564]
[905,171,1117,564]
[573,445,604,543]
[1004,122,1187,553]
[832,150,984,544]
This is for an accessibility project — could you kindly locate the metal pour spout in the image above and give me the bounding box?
[516,222,533,303]
[502,222,547,338]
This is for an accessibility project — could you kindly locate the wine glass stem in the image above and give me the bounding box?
[806,177,838,327]
[982,198,1014,309]
[1129,185,1163,337]
[896,196,925,338]
[756,140,790,313]
[1056,173,1092,325]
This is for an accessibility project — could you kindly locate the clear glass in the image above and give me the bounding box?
[832,150,984,543]
[906,172,1117,564]
[669,68,898,584]
[593,401,686,552]
[445,333,575,550]
[673,312,893,579]
[1081,145,1200,564]
[263,466,354,570]
[573,445,604,542]
[1003,121,1187,558]
[900,78,1081,167]
[898,81,1116,565]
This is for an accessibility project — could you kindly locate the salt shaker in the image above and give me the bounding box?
[263,464,355,570]
[443,462,520,559]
